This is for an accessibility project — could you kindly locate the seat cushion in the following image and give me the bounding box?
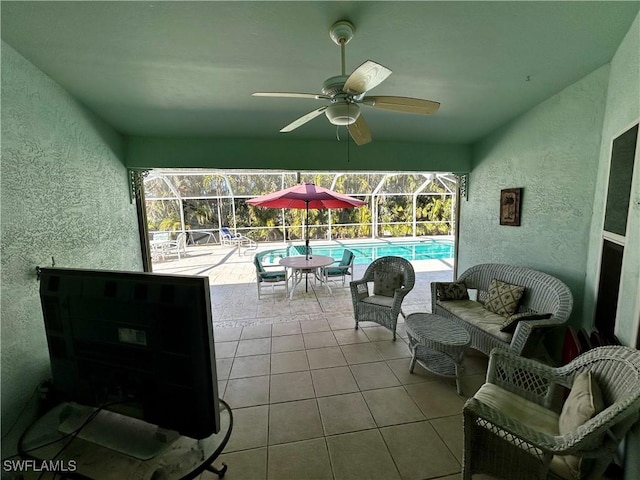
[437,299,512,342]
[325,267,347,276]
[373,271,401,297]
[485,279,525,317]
[474,383,560,435]
[362,295,394,307]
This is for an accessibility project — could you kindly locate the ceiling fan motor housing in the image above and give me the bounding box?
[325,102,360,125]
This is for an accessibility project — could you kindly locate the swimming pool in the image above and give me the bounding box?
[258,239,454,265]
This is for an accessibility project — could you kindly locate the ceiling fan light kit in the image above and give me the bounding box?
[252,19,440,145]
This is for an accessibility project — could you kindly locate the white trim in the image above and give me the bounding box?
[603,231,626,246]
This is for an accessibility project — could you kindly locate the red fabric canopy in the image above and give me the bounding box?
[247,183,366,210]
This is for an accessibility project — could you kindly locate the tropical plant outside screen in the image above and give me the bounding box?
[143,170,457,243]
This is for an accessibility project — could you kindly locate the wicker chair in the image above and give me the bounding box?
[350,256,415,340]
[463,346,640,480]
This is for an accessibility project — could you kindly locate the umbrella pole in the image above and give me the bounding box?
[305,202,309,292]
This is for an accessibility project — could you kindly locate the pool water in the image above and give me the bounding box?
[259,239,454,265]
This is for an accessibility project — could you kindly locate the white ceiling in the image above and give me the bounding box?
[2,1,638,144]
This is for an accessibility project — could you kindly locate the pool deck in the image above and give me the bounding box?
[152,238,455,329]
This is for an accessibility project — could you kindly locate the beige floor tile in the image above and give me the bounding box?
[333,328,370,345]
[217,380,227,399]
[362,386,425,427]
[224,375,270,408]
[405,381,466,419]
[270,350,309,375]
[216,358,233,380]
[349,361,401,390]
[464,350,489,375]
[272,321,302,337]
[460,373,486,398]
[300,319,331,333]
[269,371,315,403]
[268,399,324,445]
[303,331,338,349]
[211,447,267,480]
[328,317,357,331]
[386,357,440,385]
[214,326,243,343]
[373,339,412,360]
[340,343,384,364]
[215,341,238,359]
[236,338,271,357]
[229,354,271,379]
[317,392,376,435]
[271,334,304,353]
[306,346,347,370]
[311,366,359,397]
[380,421,460,480]
[326,429,401,480]
[241,324,273,340]
[431,414,464,462]
[267,438,332,480]
[225,405,269,452]
[362,325,395,342]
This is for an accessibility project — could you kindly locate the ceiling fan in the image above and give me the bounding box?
[252,20,440,146]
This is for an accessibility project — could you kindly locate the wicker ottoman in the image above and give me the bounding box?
[405,312,471,395]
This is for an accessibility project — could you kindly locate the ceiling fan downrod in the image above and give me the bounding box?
[329,20,355,77]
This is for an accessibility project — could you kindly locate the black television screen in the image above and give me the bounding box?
[38,267,220,440]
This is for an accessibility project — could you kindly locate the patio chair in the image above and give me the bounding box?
[286,244,315,284]
[254,254,288,299]
[322,249,355,286]
[165,232,187,259]
[463,346,640,480]
[350,256,415,340]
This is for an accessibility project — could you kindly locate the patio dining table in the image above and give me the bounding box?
[279,255,334,300]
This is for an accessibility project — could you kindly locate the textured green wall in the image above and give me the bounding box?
[0,43,142,451]
[125,136,471,173]
[458,65,610,334]
[584,14,640,348]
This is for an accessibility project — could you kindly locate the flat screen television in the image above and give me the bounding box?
[38,267,220,442]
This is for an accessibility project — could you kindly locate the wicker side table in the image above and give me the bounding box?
[405,313,471,395]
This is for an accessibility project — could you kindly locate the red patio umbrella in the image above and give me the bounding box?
[247,183,366,259]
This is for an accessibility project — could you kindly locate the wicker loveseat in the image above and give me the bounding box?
[431,264,573,357]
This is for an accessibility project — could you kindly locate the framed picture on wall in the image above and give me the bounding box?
[500,188,522,226]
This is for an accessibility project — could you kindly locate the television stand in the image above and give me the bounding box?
[18,400,233,479]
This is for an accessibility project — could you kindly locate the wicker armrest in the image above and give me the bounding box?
[487,348,564,408]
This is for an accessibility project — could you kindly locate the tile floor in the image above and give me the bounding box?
[153,243,489,480]
[206,316,488,480]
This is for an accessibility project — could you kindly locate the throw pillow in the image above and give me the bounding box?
[485,279,525,317]
[373,271,402,297]
[558,370,604,477]
[500,312,552,333]
[435,282,469,301]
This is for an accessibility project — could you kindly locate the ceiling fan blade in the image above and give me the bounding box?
[280,106,328,132]
[347,114,372,146]
[343,60,392,95]
[362,96,440,115]
[253,92,330,100]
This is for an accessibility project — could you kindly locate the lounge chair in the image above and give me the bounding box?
[322,249,355,286]
[220,227,256,254]
[254,254,288,299]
